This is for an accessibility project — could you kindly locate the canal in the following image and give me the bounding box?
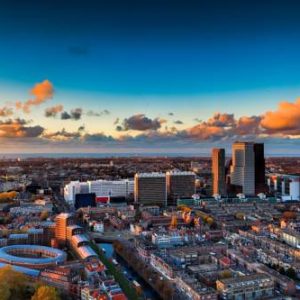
[98,243,160,300]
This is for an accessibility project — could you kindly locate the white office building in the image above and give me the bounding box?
[290,177,300,200]
[267,174,300,201]
[88,179,134,198]
[64,179,134,205]
[64,181,89,204]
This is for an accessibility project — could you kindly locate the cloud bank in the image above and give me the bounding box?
[117,114,166,131]
[0,119,44,138]
[1,80,300,154]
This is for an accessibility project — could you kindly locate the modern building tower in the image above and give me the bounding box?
[212,148,226,196]
[166,171,196,205]
[230,142,255,195]
[254,143,266,194]
[55,213,74,246]
[134,173,167,206]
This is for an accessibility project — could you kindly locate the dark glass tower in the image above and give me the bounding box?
[254,143,266,194]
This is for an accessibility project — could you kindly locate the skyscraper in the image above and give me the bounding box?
[212,148,226,196]
[230,142,255,195]
[134,173,167,206]
[254,143,266,194]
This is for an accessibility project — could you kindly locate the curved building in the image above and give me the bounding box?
[0,245,67,269]
[76,245,97,261]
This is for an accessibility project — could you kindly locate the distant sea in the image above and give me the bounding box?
[0,152,208,159]
[0,152,299,159]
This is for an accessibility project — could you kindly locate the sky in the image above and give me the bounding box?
[1,0,300,155]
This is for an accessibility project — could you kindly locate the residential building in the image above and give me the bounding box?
[176,274,218,300]
[151,232,183,248]
[216,273,274,300]
[282,229,300,248]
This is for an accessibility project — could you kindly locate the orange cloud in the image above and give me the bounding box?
[186,112,235,140]
[261,98,300,135]
[207,112,235,127]
[45,104,64,117]
[0,119,44,138]
[16,80,54,113]
[236,116,261,135]
[187,123,225,140]
[186,113,263,140]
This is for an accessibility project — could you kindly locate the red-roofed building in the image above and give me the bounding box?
[85,260,106,277]
[110,293,127,300]
[96,196,109,204]
[81,287,108,300]
[219,256,231,268]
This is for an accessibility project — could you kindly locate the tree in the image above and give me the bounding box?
[206,217,214,225]
[235,212,245,220]
[210,221,218,230]
[0,265,28,299]
[282,211,297,220]
[0,282,11,300]
[278,266,285,275]
[0,191,17,202]
[162,285,173,299]
[286,267,297,280]
[40,210,49,221]
[32,286,60,300]
[220,270,232,279]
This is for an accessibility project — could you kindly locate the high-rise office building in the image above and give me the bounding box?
[254,143,266,194]
[55,213,74,245]
[212,148,226,196]
[134,173,167,206]
[230,142,255,195]
[166,171,196,205]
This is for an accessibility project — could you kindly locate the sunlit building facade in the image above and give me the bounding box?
[212,148,226,196]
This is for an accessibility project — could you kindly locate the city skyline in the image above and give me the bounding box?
[1,0,300,155]
[1,2,300,300]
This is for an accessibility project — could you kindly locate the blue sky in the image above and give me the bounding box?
[1,0,300,154]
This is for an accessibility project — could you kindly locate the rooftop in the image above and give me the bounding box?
[135,172,166,178]
[71,234,89,244]
[166,171,195,176]
[0,245,67,265]
[55,213,73,219]
[218,273,272,285]
[76,245,97,260]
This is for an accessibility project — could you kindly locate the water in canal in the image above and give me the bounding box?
[98,243,160,300]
